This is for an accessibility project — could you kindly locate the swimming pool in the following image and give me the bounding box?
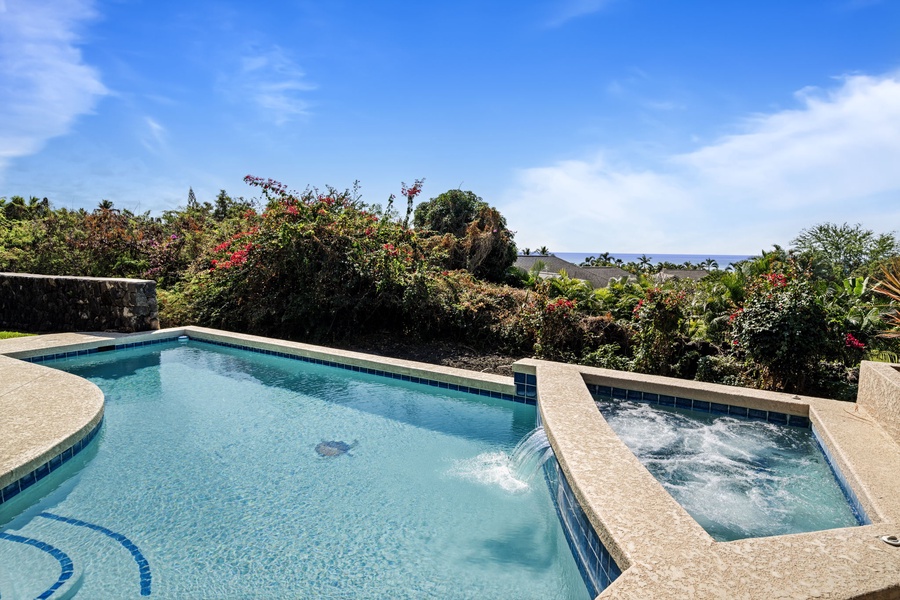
[0,340,589,599]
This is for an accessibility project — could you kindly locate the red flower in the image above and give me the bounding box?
[546,298,575,314]
[765,273,788,287]
[845,333,865,350]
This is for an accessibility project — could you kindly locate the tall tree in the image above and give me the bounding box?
[792,222,899,280]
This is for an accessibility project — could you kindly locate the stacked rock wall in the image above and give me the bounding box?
[0,273,159,333]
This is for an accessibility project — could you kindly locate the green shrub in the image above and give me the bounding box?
[581,344,632,371]
[731,274,830,392]
[414,190,516,282]
[631,287,689,376]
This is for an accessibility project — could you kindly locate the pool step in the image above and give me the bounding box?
[0,531,85,599]
[0,512,152,598]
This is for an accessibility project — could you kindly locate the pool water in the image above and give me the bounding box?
[595,399,862,541]
[0,342,589,599]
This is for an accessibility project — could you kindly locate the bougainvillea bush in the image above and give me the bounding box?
[184,176,427,340]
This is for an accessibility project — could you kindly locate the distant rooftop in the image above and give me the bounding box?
[514,255,634,288]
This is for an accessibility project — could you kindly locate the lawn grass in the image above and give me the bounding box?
[0,331,35,340]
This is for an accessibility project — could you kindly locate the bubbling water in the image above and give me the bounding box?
[596,400,860,541]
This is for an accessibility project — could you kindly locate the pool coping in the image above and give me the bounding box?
[517,359,900,600]
[0,354,104,502]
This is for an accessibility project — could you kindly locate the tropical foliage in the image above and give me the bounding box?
[2,181,899,400]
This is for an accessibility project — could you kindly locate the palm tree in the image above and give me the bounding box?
[700,258,719,271]
[522,248,531,256]
[538,246,550,256]
[875,259,900,337]
[638,254,652,271]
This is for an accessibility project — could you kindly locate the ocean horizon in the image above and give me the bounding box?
[549,252,755,267]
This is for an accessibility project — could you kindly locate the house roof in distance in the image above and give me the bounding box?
[514,255,634,288]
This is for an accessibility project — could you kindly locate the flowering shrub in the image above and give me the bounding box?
[731,275,829,392]
[184,176,430,340]
[545,298,576,313]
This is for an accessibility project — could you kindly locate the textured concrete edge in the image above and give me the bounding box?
[0,358,104,491]
[0,272,156,284]
[858,361,900,446]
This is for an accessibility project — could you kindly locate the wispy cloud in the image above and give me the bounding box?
[139,116,166,153]
[223,45,315,125]
[501,72,900,253]
[0,0,107,173]
[547,0,617,27]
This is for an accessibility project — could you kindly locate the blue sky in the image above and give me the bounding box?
[1,0,899,253]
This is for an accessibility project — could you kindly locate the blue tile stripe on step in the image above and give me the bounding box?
[0,419,103,506]
[0,531,74,599]
[39,512,151,596]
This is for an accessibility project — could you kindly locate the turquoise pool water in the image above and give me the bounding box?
[595,399,862,542]
[0,342,589,599]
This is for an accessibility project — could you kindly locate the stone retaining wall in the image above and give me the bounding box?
[0,272,159,333]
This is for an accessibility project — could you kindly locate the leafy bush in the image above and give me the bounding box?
[581,344,632,371]
[414,189,517,282]
[731,274,830,392]
[631,287,689,376]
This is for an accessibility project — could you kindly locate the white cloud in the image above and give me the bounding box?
[502,72,900,253]
[140,116,166,153]
[224,45,315,125]
[0,0,106,173]
[547,0,617,27]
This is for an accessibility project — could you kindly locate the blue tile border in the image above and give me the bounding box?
[586,383,810,428]
[544,456,621,597]
[812,427,870,526]
[0,418,103,506]
[0,531,75,599]
[23,335,528,405]
[513,372,538,403]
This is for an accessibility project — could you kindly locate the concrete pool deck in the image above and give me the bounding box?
[0,352,103,496]
[2,327,900,599]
